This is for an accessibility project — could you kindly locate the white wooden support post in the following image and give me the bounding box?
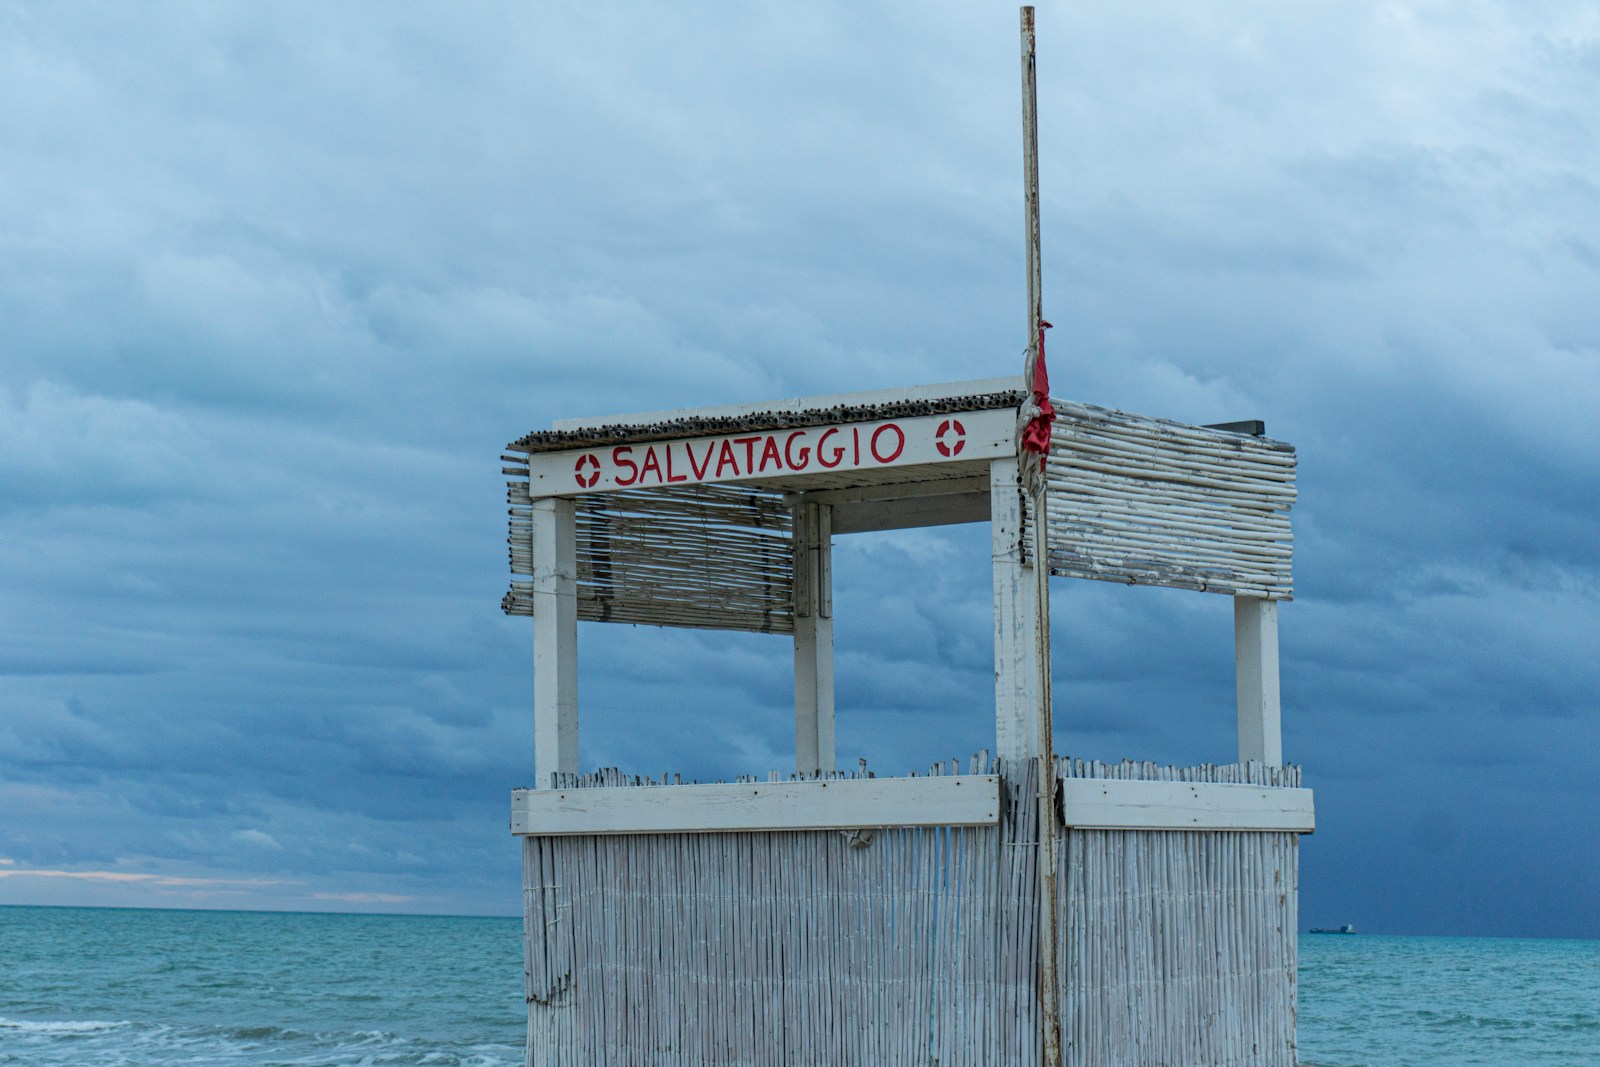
[992,456,1044,761]
[532,496,579,788]
[1234,595,1283,765]
[793,501,835,775]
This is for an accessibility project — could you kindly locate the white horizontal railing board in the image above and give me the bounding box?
[1058,778,1315,833]
[512,775,1001,836]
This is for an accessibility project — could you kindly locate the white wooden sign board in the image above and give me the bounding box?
[1059,779,1316,833]
[526,408,1017,496]
[511,775,1001,836]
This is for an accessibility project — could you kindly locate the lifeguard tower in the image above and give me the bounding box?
[501,11,1313,1066]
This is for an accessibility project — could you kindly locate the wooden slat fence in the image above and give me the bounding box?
[1057,759,1300,1067]
[522,757,1039,1066]
[520,756,1300,1066]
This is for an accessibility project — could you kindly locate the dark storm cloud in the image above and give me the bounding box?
[0,2,1594,929]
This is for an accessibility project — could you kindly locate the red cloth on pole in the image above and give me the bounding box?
[1021,320,1055,457]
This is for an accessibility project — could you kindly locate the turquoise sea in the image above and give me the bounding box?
[1,905,1595,1065]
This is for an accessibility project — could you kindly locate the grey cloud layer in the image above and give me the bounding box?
[0,2,1594,931]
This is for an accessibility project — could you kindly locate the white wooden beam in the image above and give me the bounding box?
[992,456,1043,761]
[532,497,578,787]
[1058,778,1315,833]
[1234,596,1283,765]
[831,491,991,534]
[793,502,835,774]
[511,775,1001,836]
[790,474,991,507]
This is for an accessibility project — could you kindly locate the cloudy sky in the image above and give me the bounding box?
[1,1,1595,936]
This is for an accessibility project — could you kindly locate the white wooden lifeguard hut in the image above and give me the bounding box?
[501,10,1314,1066]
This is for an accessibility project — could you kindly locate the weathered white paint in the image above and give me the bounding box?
[992,457,1042,761]
[531,497,578,787]
[793,501,835,774]
[1235,596,1284,765]
[511,774,1001,835]
[527,407,1018,496]
[551,376,1022,432]
[1059,777,1314,832]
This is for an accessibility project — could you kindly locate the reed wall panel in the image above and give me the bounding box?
[521,758,1040,1067]
[1057,759,1300,1067]
[520,757,1301,1067]
[1046,401,1297,598]
[505,483,795,634]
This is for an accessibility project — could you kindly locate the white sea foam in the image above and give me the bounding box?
[0,1015,521,1066]
[0,1017,131,1034]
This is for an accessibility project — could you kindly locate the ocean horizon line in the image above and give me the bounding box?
[3,900,1596,943]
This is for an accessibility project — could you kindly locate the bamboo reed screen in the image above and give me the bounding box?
[520,756,1300,1067]
[504,395,1297,632]
[1045,401,1297,598]
[505,483,795,633]
[1057,759,1301,1067]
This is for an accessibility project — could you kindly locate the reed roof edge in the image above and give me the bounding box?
[511,379,1028,454]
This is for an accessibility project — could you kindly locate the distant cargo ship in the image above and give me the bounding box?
[1310,924,1357,934]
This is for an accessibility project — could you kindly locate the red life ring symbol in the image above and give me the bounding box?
[935,419,966,457]
[573,453,601,488]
